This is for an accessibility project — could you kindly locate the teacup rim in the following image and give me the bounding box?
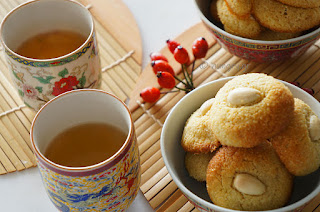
[30,89,135,173]
[0,0,94,62]
[192,0,320,45]
[161,77,320,212]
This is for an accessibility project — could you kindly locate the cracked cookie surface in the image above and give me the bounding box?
[270,98,320,176]
[206,142,293,211]
[252,0,320,33]
[209,73,294,148]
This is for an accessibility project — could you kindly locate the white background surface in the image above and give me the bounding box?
[0,0,200,211]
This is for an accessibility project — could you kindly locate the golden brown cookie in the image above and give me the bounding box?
[181,98,220,153]
[256,28,302,41]
[209,73,294,148]
[225,0,252,17]
[206,142,293,211]
[270,98,320,176]
[217,0,262,38]
[185,152,215,182]
[252,0,320,33]
[275,0,320,9]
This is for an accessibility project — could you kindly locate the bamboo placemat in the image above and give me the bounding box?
[1,0,320,210]
[0,0,142,174]
[129,22,320,212]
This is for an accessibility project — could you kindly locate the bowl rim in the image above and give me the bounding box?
[192,0,320,45]
[161,77,320,212]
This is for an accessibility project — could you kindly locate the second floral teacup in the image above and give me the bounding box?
[30,89,141,211]
[0,0,101,111]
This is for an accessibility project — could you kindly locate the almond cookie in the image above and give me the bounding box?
[252,0,320,33]
[217,0,261,38]
[225,0,252,17]
[270,98,320,176]
[275,0,320,9]
[181,98,220,153]
[206,142,293,211]
[209,73,294,148]
[185,152,215,182]
[256,28,302,41]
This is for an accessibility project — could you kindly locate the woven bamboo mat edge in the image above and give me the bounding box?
[130,22,320,212]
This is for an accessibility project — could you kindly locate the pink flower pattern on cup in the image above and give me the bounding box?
[22,84,38,99]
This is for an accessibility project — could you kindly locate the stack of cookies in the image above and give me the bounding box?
[210,0,320,40]
[182,73,320,211]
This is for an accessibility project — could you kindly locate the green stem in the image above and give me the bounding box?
[174,85,190,93]
[160,90,180,94]
[181,64,190,85]
[173,75,188,87]
[182,64,193,89]
[190,61,195,87]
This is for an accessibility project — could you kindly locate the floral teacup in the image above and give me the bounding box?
[31,89,141,211]
[0,0,101,110]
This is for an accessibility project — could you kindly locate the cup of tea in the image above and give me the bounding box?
[0,0,101,111]
[30,89,141,211]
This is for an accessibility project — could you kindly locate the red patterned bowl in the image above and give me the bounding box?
[193,0,320,63]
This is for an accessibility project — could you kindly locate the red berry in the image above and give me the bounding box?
[140,87,160,103]
[157,71,176,89]
[166,39,180,54]
[150,52,168,62]
[173,46,190,64]
[151,60,175,76]
[302,88,314,96]
[288,81,300,87]
[192,37,208,59]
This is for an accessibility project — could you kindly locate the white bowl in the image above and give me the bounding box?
[161,77,320,212]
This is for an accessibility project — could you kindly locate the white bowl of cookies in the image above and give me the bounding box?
[194,0,320,62]
[161,73,320,211]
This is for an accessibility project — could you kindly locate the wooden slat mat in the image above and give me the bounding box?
[0,0,142,174]
[129,22,320,212]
